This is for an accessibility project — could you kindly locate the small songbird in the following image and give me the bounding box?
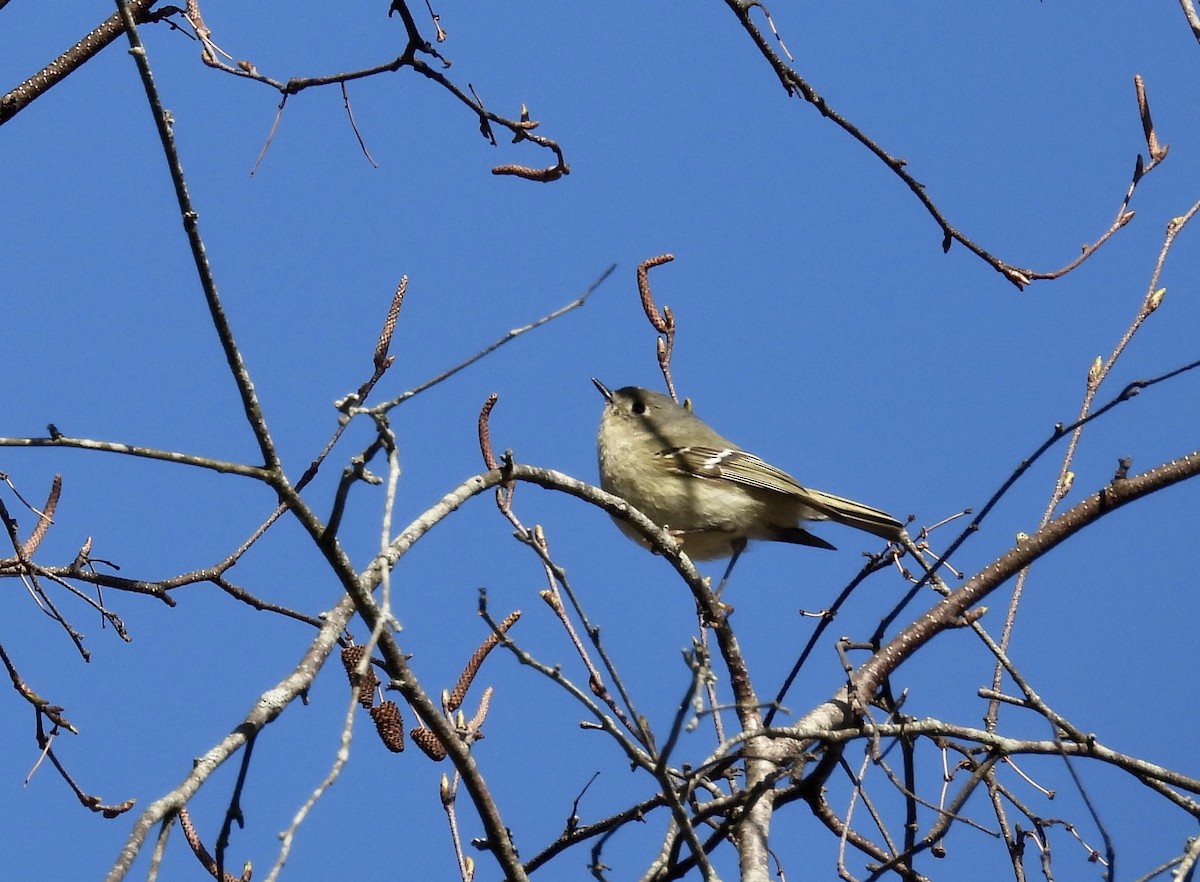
[593,379,903,561]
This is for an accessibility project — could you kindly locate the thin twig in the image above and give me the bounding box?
[725,4,1167,288]
[986,196,1200,730]
[341,81,378,167]
[119,3,282,475]
[372,264,615,412]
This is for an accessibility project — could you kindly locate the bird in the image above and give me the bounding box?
[593,379,904,565]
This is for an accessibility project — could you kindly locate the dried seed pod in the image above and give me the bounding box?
[370,701,405,753]
[410,727,448,761]
[340,645,366,679]
[447,610,521,712]
[340,644,380,708]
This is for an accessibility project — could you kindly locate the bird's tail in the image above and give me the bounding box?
[801,488,904,541]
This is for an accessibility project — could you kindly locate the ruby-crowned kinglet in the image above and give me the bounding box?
[593,379,903,560]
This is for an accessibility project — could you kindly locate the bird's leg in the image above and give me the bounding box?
[714,538,747,599]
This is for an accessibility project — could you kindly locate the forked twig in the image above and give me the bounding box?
[636,254,678,400]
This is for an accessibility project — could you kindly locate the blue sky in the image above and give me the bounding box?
[2,3,1199,880]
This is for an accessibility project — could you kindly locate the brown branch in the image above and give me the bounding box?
[106,596,356,880]
[853,450,1200,699]
[1181,0,1200,43]
[724,3,1166,289]
[118,4,283,476]
[0,435,270,479]
[986,197,1200,728]
[491,516,646,743]
[536,585,638,737]
[786,719,1200,804]
[28,706,134,818]
[0,496,92,657]
[0,0,162,126]
[0,642,77,734]
[180,3,568,179]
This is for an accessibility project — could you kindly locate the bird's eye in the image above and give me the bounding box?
[631,399,646,415]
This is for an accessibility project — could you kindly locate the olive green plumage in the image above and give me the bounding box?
[594,380,903,560]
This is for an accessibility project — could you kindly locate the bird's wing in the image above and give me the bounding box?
[661,445,903,540]
[660,446,804,495]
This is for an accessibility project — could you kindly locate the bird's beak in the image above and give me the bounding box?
[591,378,613,402]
